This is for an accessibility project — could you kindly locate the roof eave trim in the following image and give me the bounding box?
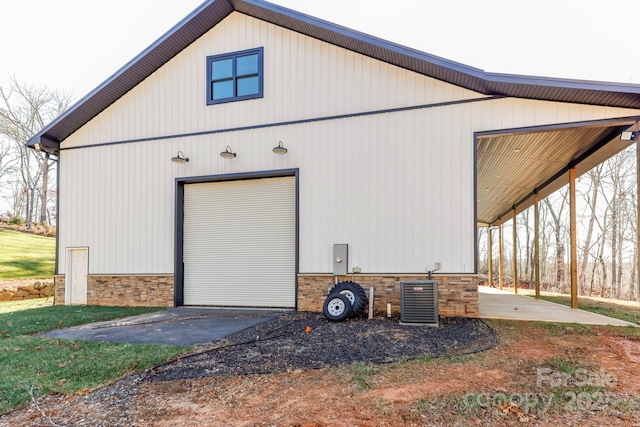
[237,0,487,76]
[483,71,640,94]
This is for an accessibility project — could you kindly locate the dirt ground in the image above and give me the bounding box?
[2,315,640,426]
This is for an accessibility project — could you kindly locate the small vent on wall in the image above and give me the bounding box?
[400,280,438,326]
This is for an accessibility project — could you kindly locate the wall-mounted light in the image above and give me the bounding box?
[220,146,236,159]
[34,143,42,152]
[621,131,638,141]
[171,151,189,163]
[272,141,288,155]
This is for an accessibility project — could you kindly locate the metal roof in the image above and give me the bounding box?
[28,0,640,152]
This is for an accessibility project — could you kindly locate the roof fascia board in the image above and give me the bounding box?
[235,0,486,75]
[483,71,640,94]
[245,1,640,96]
[28,0,234,147]
[477,116,640,139]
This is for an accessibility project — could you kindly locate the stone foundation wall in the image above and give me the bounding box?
[0,281,54,302]
[53,275,174,307]
[297,274,479,318]
[52,272,478,316]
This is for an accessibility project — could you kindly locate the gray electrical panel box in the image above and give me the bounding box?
[333,244,348,275]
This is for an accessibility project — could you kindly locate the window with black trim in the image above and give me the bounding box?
[206,47,263,105]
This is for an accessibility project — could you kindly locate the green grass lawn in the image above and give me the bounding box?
[0,298,52,315]
[0,304,191,414]
[0,228,55,280]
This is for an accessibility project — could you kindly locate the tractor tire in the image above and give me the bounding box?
[329,281,368,316]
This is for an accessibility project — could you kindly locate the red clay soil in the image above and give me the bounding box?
[2,320,639,426]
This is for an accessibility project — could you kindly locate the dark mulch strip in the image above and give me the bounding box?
[147,312,496,382]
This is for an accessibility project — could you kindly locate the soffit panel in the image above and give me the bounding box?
[477,122,637,225]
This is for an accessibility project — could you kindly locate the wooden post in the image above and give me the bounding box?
[498,218,504,290]
[513,206,518,294]
[637,139,640,306]
[570,168,578,309]
[534,191,540,300]
[488,226,494,287]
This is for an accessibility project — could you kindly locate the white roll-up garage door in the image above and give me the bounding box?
[183,176,296,307]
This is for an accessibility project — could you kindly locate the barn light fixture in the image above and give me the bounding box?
[171,151,189,163]
[621,131,638,141]
[220,146,236,159]
[272,141,288,155]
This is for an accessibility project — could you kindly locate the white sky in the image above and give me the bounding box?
[2,0,640,100]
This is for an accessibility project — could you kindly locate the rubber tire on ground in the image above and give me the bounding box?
[329,281,368,316]
[323,293,353,322]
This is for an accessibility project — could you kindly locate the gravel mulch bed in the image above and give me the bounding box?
[147,312,496,382]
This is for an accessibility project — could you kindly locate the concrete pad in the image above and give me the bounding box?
[478,286,637,327]
[39,307,287,345]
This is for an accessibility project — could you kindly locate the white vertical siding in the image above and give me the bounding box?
[55,11,640,276]
[58,95,640,275]
[62,12,484,149]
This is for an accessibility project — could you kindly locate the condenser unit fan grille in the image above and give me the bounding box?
[400,280,438,325]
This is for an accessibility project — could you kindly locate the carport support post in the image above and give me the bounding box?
[498,218,504,290]
[570,168,578,309]
[534,191,540,300]
[637,137,640,305]
[512,206,518,294]
[488,226,494,287]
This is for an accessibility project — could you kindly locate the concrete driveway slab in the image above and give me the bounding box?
[479,286,637,327]
[39,307,287,345]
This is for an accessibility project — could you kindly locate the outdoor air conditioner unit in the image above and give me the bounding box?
[400,280,438,326]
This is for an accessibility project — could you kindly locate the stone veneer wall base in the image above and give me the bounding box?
[297,274,478,318]
[53,273,478,317]
[54,275,174,307]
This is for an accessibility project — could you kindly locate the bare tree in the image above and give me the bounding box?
[628,180,638,301]
[0,137,16,183]
[538,199,551,286]
[595,214,609,297]
[599,148,636,299]
[544,188,568,291]
[0,77,71,227]
[577,165,603,294]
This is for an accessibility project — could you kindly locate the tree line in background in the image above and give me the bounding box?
[0,77,71,229]
[478,144,640,302]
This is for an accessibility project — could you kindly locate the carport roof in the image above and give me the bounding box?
[28,0,640,153]
[476,117,640,226]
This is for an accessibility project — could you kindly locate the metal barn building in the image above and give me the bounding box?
[29,0,640,316]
